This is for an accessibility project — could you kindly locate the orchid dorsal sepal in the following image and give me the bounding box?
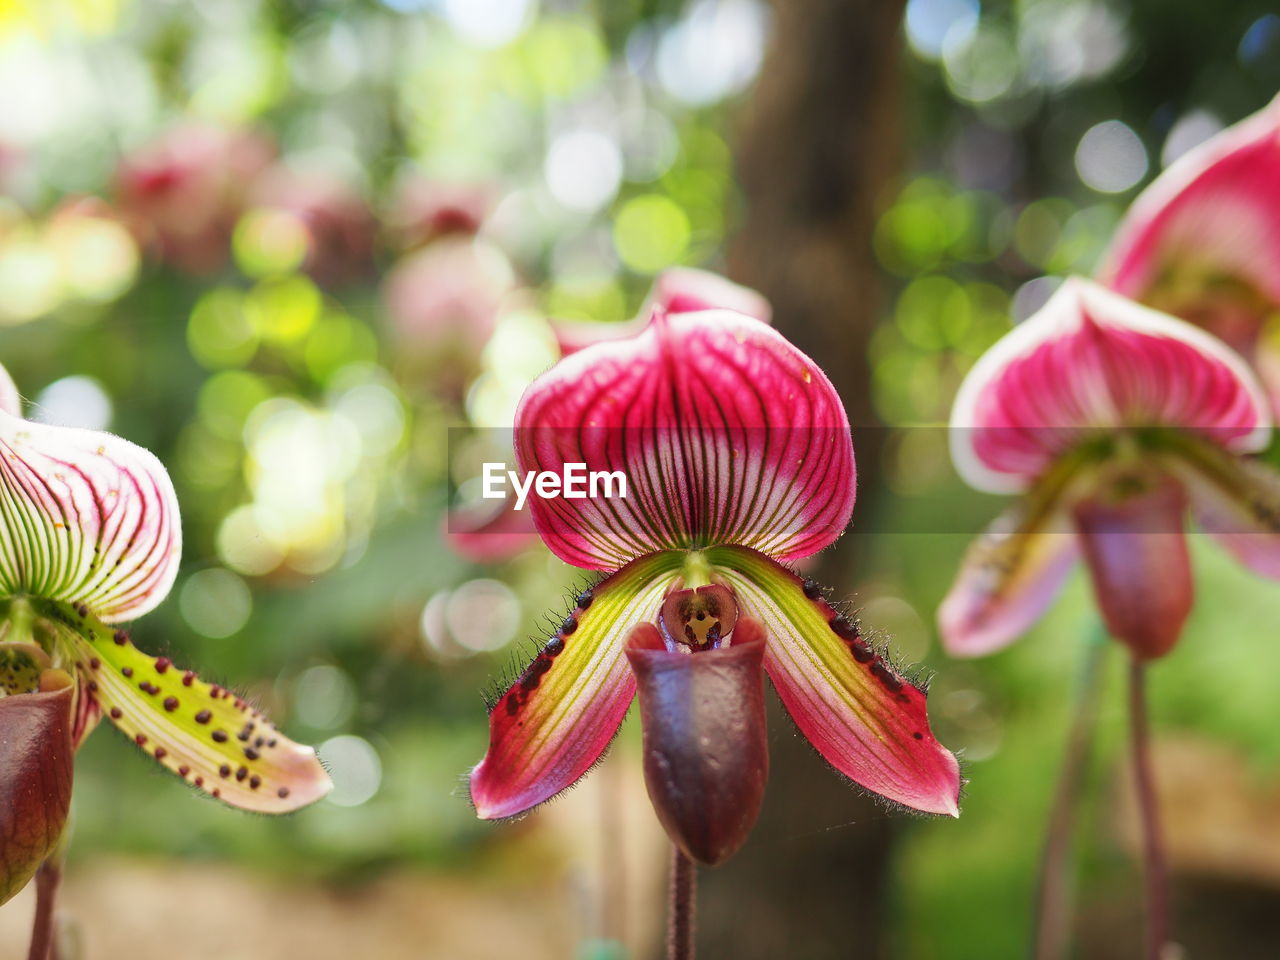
[31,598,332,813]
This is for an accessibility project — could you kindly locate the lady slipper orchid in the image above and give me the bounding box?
[1099,95,1280,409]
[940,276,1280,660]
[469,308,961,866]
[0,362,330,914]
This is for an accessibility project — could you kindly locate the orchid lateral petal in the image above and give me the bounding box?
[0,406,181,622]
[469,551,684,820]
[938,506,1078,659]
[707,545,961,817]
[517,310,856,570]
[0,672,73,905]
[42,600,331,813]
[1100,96,1280,321]
[553,268,771,356]
[1162,433,1280,580]
[951,277,1271,494]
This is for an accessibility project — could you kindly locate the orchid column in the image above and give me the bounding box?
[940,278,1280,959]
[0,361,330,959]
[469,308,960,957]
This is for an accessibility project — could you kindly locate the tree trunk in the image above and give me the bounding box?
[704,1,907,955]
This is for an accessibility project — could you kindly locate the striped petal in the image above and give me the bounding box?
[1100,97,1280,331]
[951,277,1270,494]
[469,551,683,820]
[516,310,856,570]
[707,545,961,817]
[1161,432,1280,580]
[553,268,771,356]
[41,600,331,813]
[0,405,181,621]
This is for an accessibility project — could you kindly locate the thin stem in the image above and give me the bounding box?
[1033,639,1107,960]
[27,857,61,960]
[1128,659,1169,960]
[667,846,696,960]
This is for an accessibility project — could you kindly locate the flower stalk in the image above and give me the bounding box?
[1128,659,1169,960]
[27,854,62,960]
[667,845,696,960]
[1032,634,1107,960]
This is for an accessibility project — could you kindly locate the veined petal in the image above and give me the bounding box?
[1161,432,1280,580]
[552,268,771,356]
[1100,96,1280,313]
[469,551,683,819]
[517,310,856,570]
[41,600,330,813]
[707,545,961,817]
[951,277,1271,494]
[0,670,73,905]
[938,505,1078,658]
[0,407,181,621]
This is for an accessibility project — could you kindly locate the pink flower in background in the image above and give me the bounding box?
[551,266,772,356]
[940,277,1280,659]
[0,360,330,907]
[386,176,495,251]
[469,309,960,864]
[250,165,378,285]
[115,123,275,274]
[1099,95,1280,410]
[383,235,517,353]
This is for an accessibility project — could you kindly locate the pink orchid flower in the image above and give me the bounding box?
[0,362,330,911]
[115,123,276,275]
[469,308,960,864]
[551,267,772,356]
[940,277,1280,660]
[1099,95,1280,410]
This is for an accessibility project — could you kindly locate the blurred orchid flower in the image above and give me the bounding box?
[469,309,960,864]
[940,277,1280,660]
[386,176,495,251]
[0,362,330,909]
[1099,95,1280,410]
[249,164,377,286]
[115,123,275,274]
[551,267,772,356]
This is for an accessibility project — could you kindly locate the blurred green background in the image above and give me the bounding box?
[1,0,1279,957]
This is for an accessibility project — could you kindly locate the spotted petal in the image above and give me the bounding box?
[517,310,856,570]
[951,278,1270,494]
[41,600,331,813]
[708,545,960,816]
[469,551,683,819]
[1100,97,1280,320]
[0,403,181,621]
